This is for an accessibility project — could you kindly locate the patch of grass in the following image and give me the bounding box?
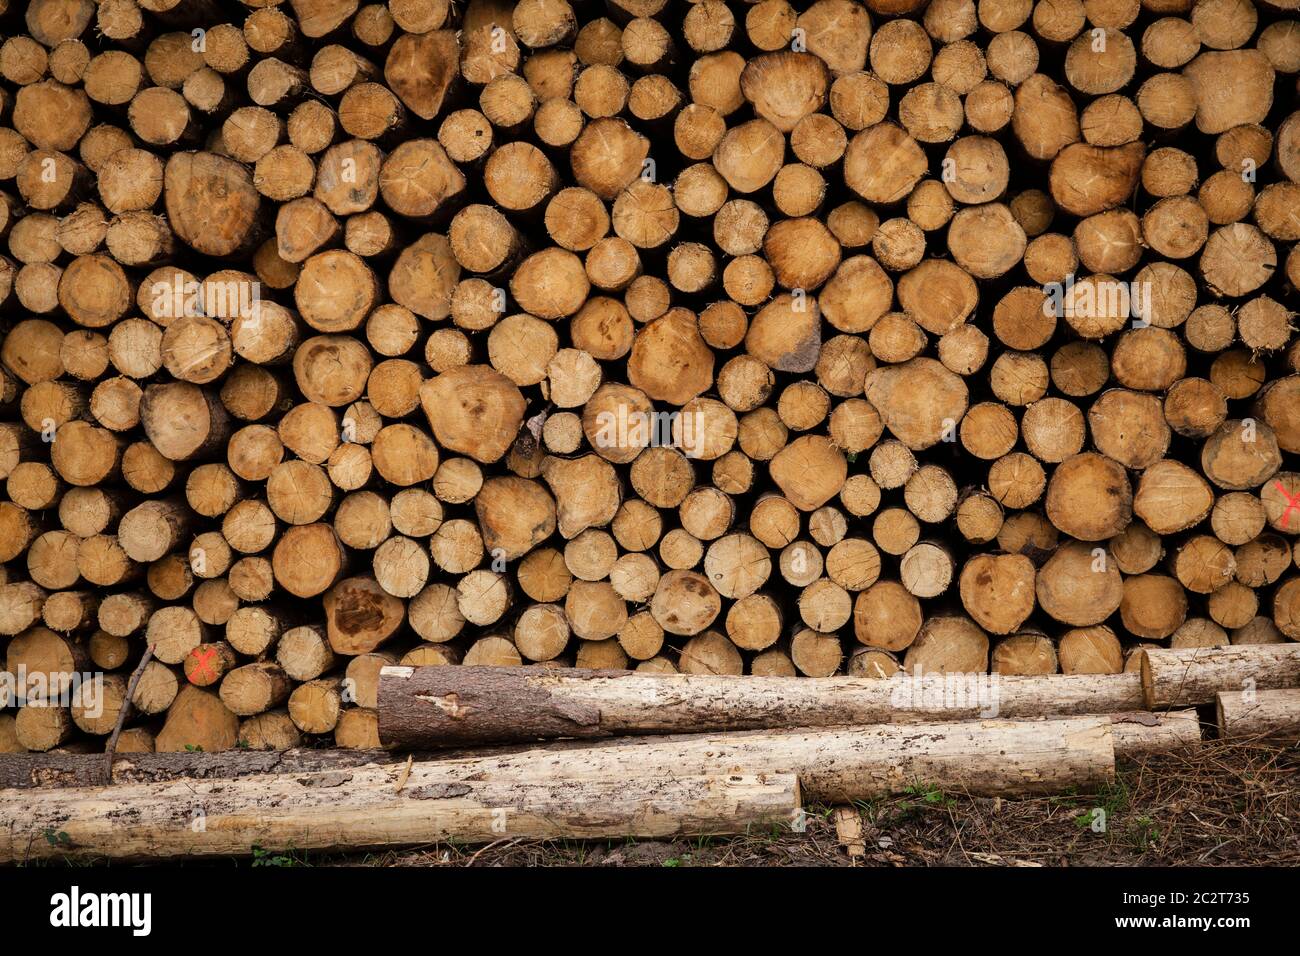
[251,845,308,867]
[22,829,87,867]
[852,796,888,825]
[1073,808,1103,830]
[1095,773,1134,818]
[901,783,956,809]
[1048,786,1082,808]
[1069,773,1135,833]
[1126,814,1161,852]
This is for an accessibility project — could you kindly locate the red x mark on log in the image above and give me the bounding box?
[189,646,218,684]
[1274,481,1300,529]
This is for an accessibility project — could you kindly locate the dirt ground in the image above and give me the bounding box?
[265,738,1299,868]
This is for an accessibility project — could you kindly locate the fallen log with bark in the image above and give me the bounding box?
[377,663,1150,747]
[0,746,404,790]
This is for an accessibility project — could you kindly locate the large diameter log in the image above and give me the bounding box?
[1216,689,1300,744]
[377,665,1147,747]
[1139,644,1300,708]
[2,771,800,862]
[163,152,262,256]
[419,365,525,463]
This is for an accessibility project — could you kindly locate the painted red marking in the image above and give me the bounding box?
[189,646,218,683]
[1274,481,1300,530]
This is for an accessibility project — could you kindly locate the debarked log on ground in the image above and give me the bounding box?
[0,716,1123,861]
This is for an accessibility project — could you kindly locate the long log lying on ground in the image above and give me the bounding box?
[1139,645,1300,709]
[1216,689,1300,744]
[0,706,1192,790]
[357,718,1120,801]
[378,664,1149,747]
[4,770,799,862]
[4,717,1115,860]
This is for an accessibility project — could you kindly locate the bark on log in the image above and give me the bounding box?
[0,748,403,790]
[377,664,1148,747]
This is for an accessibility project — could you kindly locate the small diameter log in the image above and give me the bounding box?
[377,665,1148,748]
[335,708,382,749]
[958,553,1035,635]
[240,711,304,751]
[1215,688,1300,744]
[277,624,335,681]
[183,641,237,687]
[6,770,799,860]
[14,707,74,752]
[288,677,343,734]
[1139,645,1300,709]
[219,662,292,716]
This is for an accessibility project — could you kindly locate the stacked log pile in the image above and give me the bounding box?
[0,0,1299,757]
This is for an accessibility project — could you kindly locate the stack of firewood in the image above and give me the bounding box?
[0,0,1298,756]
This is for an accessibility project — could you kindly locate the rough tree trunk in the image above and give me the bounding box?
[377,664,1149,747]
